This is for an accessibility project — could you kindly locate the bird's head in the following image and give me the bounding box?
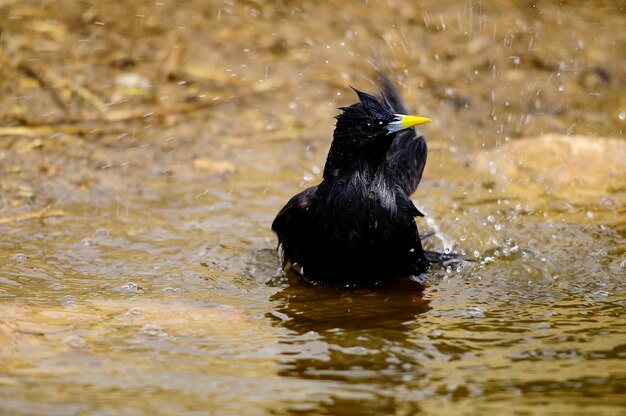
[325,87,431,176]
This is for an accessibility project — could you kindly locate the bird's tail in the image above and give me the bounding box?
[378,73,409,114]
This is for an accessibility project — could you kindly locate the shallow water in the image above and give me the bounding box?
[1,147,625,415]
[1,0,626,415]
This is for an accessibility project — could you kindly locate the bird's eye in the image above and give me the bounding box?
[361,120,379,133]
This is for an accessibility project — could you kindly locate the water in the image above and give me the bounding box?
[1,0,625,414]
[1,148,624,414]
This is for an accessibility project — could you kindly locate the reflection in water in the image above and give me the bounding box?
[272,273,431,332]
[270,274,431,414]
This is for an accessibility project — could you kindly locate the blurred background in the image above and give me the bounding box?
[1,0,624,210]
[0,1,625,415]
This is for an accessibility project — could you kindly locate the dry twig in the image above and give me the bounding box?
[0,209,66,225]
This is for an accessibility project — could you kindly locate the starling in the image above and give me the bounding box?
[272,77,437,285]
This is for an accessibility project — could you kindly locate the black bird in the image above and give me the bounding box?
[272,78,435,286]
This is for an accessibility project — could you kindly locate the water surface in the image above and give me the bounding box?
[0,0,625,414]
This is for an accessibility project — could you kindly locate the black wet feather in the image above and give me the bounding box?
[272,78,431,285]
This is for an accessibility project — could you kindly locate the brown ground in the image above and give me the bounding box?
[1,0,624,218]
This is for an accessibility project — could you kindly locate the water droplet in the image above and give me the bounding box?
[60,295,77,307]
[473,250,480,258]
[467,307,486,318]
[161,287,183,294]
[558,85,565,92]
[64,335,87,348]
[586,210,594,219]
[619,111,625,121]
[13,253,28,262]
[119,282,141,293]
[487,215,495,223]
[494,223,502,231]
[140,323,168,337]
[81,238,97,247]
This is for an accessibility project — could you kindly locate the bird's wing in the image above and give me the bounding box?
[379,75,428,196]
[386,135,427,196]
[271,186,317,269]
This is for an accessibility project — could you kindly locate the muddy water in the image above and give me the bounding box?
[1,0,626,415]
[2,148,624,415]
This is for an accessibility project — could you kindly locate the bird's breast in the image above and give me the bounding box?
[319,169,409,239]
[351,169,398,213]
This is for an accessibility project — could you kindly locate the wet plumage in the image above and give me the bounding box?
[272,78,433,285]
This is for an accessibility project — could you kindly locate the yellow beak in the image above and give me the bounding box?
[386,113,432,133]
